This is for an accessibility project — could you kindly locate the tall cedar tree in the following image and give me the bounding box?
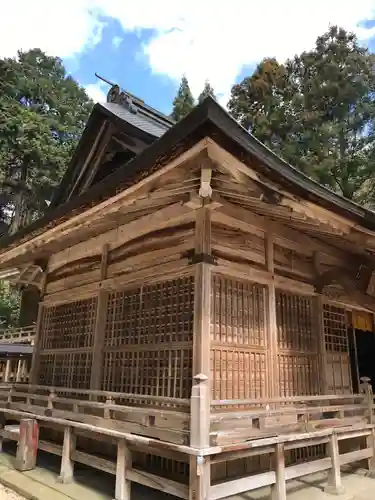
[228,26,375,205]
[0,49,93,234]
[171,76,195,121]
[198,80,216,104]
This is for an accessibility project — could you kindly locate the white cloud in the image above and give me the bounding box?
[0,1,104,59]
[1,1,375,104]
[85,81,107,102]
[112,36,123,49]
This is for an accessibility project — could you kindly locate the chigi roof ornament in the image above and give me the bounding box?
[95,73,138,114]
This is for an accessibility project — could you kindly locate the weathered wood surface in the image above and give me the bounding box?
[1,404,375,500]
[0,326,36,344]
[210,394,372,445]
[15,418,38,471]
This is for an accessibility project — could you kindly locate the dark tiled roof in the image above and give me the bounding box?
[2,96,375,256]
[99,100,173,139]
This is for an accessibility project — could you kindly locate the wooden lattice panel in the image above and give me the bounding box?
[38,297,97,389]
[211,348,266,400]
[102,348,192,398]
[102,277,194,400]
[39,352,92,389]
[276,291,318,397]
[323,303,351,394]
[278,354,319,397]
[276,291,314,351]
[105,278,194,347]
[41,297,97,350]
[210,275,267,400]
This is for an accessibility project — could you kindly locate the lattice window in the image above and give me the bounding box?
[323,303,351,394]
[211,348,266,400]
[102,277,194,399]
[38,297,97,389]
[39,352,92,389]
[276,291,318,397]
[105,278,194,347]
[210,276,267,400]
[278,354,319,397]
[211,276,266,346]
[102,348,192,398]
[324,304,348,353]
[41,297,97,350]
[276,291,315,352]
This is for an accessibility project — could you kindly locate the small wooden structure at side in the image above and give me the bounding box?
[0,90,375,499]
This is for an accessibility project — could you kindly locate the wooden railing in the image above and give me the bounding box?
[0,325,36,344]
[0,385,374,499]
[0,384,190,445]
[211,394,373,446]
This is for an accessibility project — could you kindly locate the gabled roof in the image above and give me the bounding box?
[2,96,375,255]
[51,98,174,208]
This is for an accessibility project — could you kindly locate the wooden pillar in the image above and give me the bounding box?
[189,206,211,500]
[29,303,45,385]
[15,359,22,383]
[265,232,278,397]
[15,419,39,471]
[271,443,286,500]
[58,426,76,483]
[315,294,328,394]
[4,359,11,383]
[90,245,109,391]
[114,438,131,500]
[325,433,344,495]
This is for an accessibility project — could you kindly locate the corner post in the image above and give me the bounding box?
[190,206,211,500]
[29,265,47,386]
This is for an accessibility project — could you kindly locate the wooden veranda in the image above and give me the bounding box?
[0,95,374,499]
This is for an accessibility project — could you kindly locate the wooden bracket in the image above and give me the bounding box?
[184,249,218,266]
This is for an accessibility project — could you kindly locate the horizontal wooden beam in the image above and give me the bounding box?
[211,198,349,265]
[49,200,194,271]
[214,258,315,296]
[0,139,210,267]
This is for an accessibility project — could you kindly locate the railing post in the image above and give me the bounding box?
[15,419,39,471]
[58,426,76,483]
[271,442,286,500]
[366,428,375,478]
[114,438,131,500]
[15,359,22,383]
[360,376,373,424]
[4,359,11,383]
[325,432,344,495]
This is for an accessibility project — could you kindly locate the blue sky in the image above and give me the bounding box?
[2,2,375,115]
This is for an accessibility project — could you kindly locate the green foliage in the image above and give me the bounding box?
[0,281,20,327]
[228,26,375,205]
[198,80,216,104]
[0,49,93,233]
[171,75,195,121]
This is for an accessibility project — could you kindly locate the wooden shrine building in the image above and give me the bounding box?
[0,89,375,499]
